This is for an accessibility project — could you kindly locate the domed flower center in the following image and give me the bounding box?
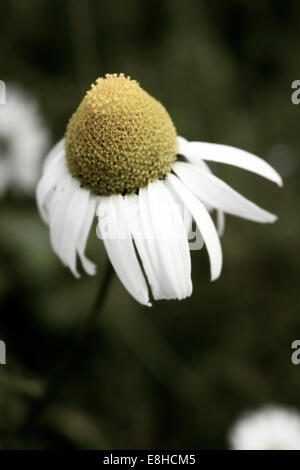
[65,74,177,196]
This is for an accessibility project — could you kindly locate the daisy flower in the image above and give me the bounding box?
[229,405,300,450]
[36,73,282,306]
[0,83,49,196]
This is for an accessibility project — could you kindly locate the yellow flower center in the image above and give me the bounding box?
[65,74,177,196]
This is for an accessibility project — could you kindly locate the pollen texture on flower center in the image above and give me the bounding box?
[65,73,177,196]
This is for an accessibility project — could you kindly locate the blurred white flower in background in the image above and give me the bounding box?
[0,83,49,196]
[229,405,300,450]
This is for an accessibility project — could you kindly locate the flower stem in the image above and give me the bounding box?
[19,261,114,439]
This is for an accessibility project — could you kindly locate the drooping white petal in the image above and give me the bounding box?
[178,136,211,173]
[58,183,92,278]
[47,172,77,255]
[167,173,222,281]
[36,147,68,223]
[96,195,151,306]
[125,184,192,301]
[217,210,225,237]
[125,194,164,300]
[177,137,209,245]
[141,187,183,300]
[178,136,283,186]
[163,179,198,243]
[43,138,65,171]
[76,194,98,276]
[146,180,192,300]
[173,161,277,223]
[37,141,98,278]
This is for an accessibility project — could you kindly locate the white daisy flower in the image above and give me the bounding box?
[36,73,282,306]
[229,405,300,450]
[0,83,49,196]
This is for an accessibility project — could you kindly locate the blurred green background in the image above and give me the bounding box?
[0,0,299,450]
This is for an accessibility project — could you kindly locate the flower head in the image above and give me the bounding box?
[0,83,49,196]
[66,73,177,196]
[229,405,300,450]
[37,74,282,305]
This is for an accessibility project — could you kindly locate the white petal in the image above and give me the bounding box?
[178,136,211,173]
[97,195,151,306]
[173,161,277,224]
[58,182,90,278]
[178,137,283,186]
[37,140,97,278]
[138,185,187,299]
[217,210,225,237]
[36,146,68,223]
[177,136,213,214]
[48,172,79,261]
[167,173,223,281]
[126,185,192,301]
[125,194,164,300]
[183,207,193,237]
[76,194,98,276]
[139,187,180,300]
[146,180,192,300]
[43,138,65,171]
